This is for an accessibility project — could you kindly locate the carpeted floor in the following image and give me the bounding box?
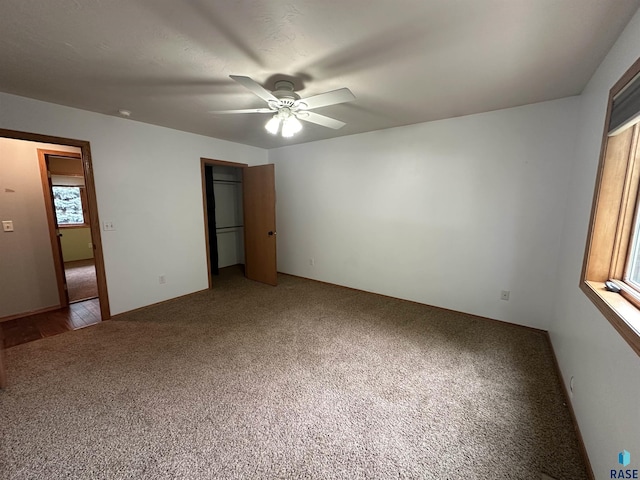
[64,259,98,302]
[0,271,588,479]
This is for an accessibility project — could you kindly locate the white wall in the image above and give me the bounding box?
[0,138,81,317]
[60,227,94,262]
[551,10,640,478]
[269,97,579,330]
[0,93,267,315]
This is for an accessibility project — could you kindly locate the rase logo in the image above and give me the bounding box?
[611,450,638,479]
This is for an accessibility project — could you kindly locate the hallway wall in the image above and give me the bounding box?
[0,138,80,317]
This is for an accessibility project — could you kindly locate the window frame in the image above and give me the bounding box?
[52,184,90,228]
[581,56,640,356]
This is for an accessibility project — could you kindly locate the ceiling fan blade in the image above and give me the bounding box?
[210,108,274,114]
[297,88,355,110]
[230,75,278,103]
[298,111,346,129]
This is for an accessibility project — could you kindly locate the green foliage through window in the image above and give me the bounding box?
[52,186,84,225]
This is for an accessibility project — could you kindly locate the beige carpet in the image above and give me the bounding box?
[64,259,98,302]
[0,271,588,479]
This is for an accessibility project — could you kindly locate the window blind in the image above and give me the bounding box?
[610,71,640,136]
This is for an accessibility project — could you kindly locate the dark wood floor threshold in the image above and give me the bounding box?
[1,298,101,349]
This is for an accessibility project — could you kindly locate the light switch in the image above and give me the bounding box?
[2,220,14,232]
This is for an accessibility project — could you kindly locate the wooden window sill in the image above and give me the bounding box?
[59,224,89,229]
[581,280,640,355]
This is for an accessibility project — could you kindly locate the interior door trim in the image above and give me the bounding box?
[200,157,248,289]
[37,148,80,308]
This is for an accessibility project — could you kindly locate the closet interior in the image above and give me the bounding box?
[207,165,245,278]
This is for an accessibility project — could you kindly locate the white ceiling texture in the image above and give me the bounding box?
[1,0,638,148]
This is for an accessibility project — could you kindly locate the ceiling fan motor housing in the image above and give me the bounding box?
[272,80,300,107]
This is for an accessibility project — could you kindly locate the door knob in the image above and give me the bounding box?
[268,231,276,236]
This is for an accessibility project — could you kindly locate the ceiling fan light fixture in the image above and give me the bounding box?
[221,75,356,140]
[265,115,281,135]
[281,116,303,138]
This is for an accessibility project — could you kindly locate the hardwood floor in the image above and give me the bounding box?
[1,298,101,349]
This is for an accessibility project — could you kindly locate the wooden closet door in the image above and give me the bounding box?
[243,164,277,285]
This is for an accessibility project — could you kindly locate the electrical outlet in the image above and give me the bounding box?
[500,290,510,301]
[88,242,93,249]
[159,275,166,285]
[2,220,14,232]
[309,258,315,266]
[103,221,115,231]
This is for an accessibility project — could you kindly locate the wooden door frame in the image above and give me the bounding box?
[37,148,81,308]
[0,128,111,320]
[200,157,248,289]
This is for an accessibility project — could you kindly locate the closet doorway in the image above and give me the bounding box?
[200,158,277,287]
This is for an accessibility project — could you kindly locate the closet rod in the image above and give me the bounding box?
[216,225,244,230]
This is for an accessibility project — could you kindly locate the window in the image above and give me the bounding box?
[582,57,640,356]
[52,186,88,227]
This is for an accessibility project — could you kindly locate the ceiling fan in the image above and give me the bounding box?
[212,75,356,137]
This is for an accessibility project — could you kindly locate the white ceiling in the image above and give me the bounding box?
[1,0,638,149]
